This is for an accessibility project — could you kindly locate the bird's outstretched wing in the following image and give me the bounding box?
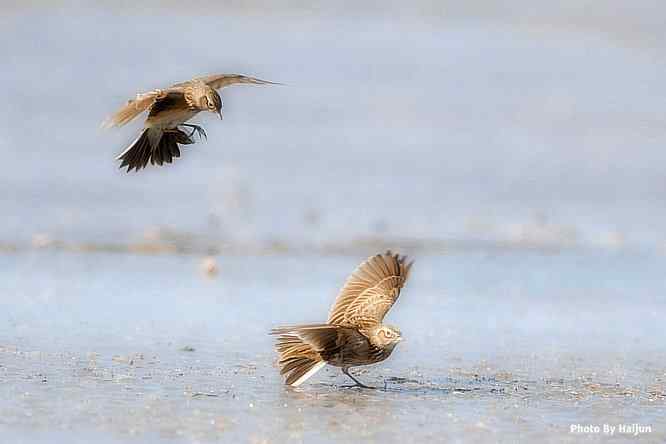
[102,89,172,128]
[327,251,413,330]
[103,74,276,128]
[183,73,280,90]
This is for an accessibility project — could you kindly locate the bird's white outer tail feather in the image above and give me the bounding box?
[115,128,164,160]
[290,361,326,387]
[115,129,148,160]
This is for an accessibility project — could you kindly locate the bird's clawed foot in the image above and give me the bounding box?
[341,368,380,390]
[180,124,207,141]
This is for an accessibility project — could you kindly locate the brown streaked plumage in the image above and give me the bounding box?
[103,74,278,172]
[271,251,413,388]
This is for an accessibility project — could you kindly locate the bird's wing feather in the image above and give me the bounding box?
[103,89,168,128]
[179,74,279,90]
[327,251,413,330]
[271,324,342,352]
[147,90,193,117]
[103,74,276,128]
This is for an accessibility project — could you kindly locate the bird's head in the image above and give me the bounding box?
[200,89,223,119]
[370,324,403,350]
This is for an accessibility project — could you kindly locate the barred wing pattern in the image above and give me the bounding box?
[327,251,412,330]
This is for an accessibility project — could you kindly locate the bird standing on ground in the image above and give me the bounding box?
[271,251,413,388]
[103,74,278,172]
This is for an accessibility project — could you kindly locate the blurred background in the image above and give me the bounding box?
[1,1,665,443]
[1,0,665,252]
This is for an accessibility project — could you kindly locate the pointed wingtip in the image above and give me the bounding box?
[239,75,284,86]
[252,78,284,86]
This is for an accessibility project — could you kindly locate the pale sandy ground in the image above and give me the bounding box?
[1,251,665,443]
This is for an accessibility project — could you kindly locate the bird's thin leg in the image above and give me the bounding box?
[341,368,377,389]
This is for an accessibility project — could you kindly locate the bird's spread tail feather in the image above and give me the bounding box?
[289,361,326,387]
[116,128,195,172]
[271,324,339,386]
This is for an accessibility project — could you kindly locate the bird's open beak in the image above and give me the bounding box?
[218,111,223,120]
[397,336,404,342]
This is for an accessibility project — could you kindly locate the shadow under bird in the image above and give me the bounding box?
[271,251,413,388]
[103,74,278,172]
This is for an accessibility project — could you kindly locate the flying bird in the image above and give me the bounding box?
[271,251,413,388]
[103,74,278,172]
